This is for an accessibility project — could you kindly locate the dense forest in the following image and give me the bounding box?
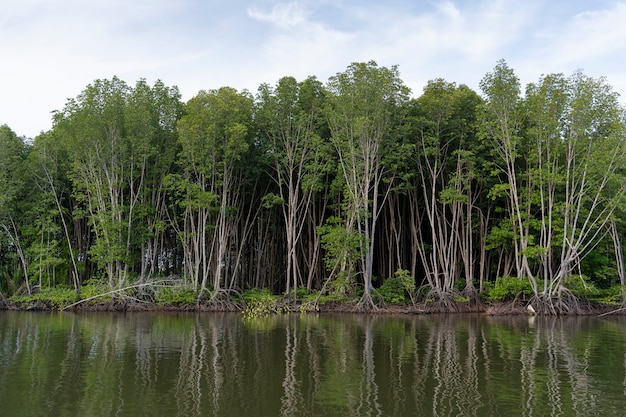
[1,60,625,314]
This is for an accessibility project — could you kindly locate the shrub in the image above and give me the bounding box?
[487,276,533,302]
[155,286,197,306]
[10,286,78,309]
[242,288,287,316]
[378,277,408,304]
[594,284,625,305]
[564,277,623,305]
[298,288,320,303]
[563,275,600,297]
[80,280,112,303]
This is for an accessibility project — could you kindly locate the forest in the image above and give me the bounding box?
[1,60,625,314]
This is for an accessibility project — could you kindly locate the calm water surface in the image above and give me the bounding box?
[0,311,624,417]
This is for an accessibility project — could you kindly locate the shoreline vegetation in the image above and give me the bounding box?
[2,60,626,317]
[1,278,624,316]
[2,298,624,317]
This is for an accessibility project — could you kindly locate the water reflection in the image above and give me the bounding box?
[0,312,625,417]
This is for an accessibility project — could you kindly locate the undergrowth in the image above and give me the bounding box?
[10,286,77,309]
[154,286,197,306]
[242,288,289,317]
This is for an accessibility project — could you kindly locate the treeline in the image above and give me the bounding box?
[1,60,625,313]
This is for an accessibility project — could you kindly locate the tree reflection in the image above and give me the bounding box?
[356,316,382,417]
[415,315,484,416]
[1,313,626,416]
[280,316,303,417]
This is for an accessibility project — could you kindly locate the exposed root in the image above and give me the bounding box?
[420,286,465,313]
[62,280,175,311]
[298,300,321,313]
[526,289,582,315]
[598,306,626,317]
[462,284,481,304]
[486,288,584,316]
[206,288,244,311]
[353,291,384,313]
[280,294,318,313]
[485,302,528,316]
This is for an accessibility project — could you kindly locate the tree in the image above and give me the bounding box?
[53,77,131,289]
[408,80,483,305]
[124,79,182,280]
[482,61,626,313]
[175,87,254,301]
[479,61,535,283]
[324,61,410,310]
[256,76,328,300]
[0,125,32,294]
[29,130,80,292]
[526,72,626,313]
[52,77,182,291]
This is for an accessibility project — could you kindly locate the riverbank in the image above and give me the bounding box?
[2,295,623,316]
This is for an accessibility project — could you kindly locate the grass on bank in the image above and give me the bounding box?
[2,274,624,312]
[481,275,624,305]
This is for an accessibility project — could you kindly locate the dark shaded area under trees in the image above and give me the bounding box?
[1,60,625,315]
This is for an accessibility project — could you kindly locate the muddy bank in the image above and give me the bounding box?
[2,297,623,316]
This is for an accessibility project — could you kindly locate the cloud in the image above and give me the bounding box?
[244,1,357,84]
[247,1,311,28]
[2,0,626,139]
[276,0,538,95]
[507,1,626,98]
[0,0,197,137]
[542,2,626,68]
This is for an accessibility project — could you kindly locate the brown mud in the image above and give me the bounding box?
[2,297,623,316]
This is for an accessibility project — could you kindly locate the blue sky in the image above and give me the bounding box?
[2,0,625,138]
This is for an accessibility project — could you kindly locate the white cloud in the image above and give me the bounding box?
[244,1,357,85]
[2,0,626,138]
[285,0,538,95]
[541,2,626,67]
[508,1,626,98]
[0,0,194,137]
[247,1,311,29]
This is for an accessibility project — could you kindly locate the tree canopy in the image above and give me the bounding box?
[1,60,625,314]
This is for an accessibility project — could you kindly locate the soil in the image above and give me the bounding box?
[2,297,623,316]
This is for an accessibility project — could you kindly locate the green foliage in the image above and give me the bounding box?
[0,262,20,296]
[486,276,534,302]
[378,277,408,304]
[563,275,600,298]
[154,286,197,306]
[376,269,416,304]
[485,220,515,250]
[328,273,355,298]
[317,216,363,289]
[562,275,625,305]
[261,192,284,208]
[579,248,618,287]
[296,286,309,298]
[1,63,626,315]
[592,285,626,305]
[0,125,28,212]
[297,288,317,302]
[80,280,112,303]
[395,269,415,294]
[242,288,288,316]
[10,286,77,309]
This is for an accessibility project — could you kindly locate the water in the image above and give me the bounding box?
[0,312,624,417]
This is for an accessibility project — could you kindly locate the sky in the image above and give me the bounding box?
[1,0,626,139]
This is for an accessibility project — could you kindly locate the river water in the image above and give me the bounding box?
[0,311,624,416]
